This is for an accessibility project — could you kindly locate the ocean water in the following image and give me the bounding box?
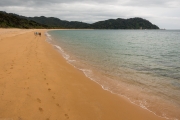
[47,30,180,120]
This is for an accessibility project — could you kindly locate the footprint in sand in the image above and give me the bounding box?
[39,107,43,112]
[37,98,41,103]
[27,94,31,97]
[52,96,55,99]
[46,83,49,85]
[18,117,22,120]
[56,103,60,107]
[65,114,69,119]
[48,88,51,91]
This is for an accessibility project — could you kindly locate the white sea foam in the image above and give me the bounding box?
[53,45,70,60]
[45,32,51,37]
[45,32,52,42]
[79,69,94,79]
[68,60,76,62]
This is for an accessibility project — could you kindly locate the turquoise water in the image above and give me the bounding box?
[47,30,180,120]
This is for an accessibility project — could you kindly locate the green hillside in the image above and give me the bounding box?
[26,16,159,29]
[91,18,159,29]
[0,11,47,28]
[25,16,90,29]
[0,11,159,29]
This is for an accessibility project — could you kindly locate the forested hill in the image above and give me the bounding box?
[25,16,159,29]
[0,11,159,29]
[25,16,90,29]
[0,11,47,28]
[91,18,159,29]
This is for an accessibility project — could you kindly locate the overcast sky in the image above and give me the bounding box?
[0,0,180,29]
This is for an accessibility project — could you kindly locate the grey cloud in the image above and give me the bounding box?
[123,0,180,7]
[0,0,118,7]
[0,0,33,6]
[123,0,168,6]
[1,0,179,7]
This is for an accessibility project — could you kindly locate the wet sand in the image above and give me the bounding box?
[0,29,166,120]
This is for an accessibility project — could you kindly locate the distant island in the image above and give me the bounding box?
[0,11,159,29]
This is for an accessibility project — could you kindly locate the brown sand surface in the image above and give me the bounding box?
[0,29,166,120]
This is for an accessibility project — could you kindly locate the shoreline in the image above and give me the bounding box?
[47,29,180,120]
[47,29,173,120]
[0,28,167,120]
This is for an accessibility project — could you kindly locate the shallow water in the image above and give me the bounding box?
[47,30,180,120]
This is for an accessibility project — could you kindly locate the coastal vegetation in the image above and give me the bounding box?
[0,11,47,28]
[24,16,90,29]
[91,18,159,29]
[0,11,159,29]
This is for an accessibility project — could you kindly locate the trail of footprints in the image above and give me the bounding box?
[0,34,70,120]
[0,52,18,101]
[4,53,17,77]
[1,33,70,119]
[32,37,70,119]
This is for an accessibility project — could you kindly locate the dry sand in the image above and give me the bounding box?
[0,29,166,120]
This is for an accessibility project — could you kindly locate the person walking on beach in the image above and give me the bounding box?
[34,32,38,36]
[34,32,41,36]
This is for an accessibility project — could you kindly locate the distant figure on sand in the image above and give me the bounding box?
[34,32,41,36]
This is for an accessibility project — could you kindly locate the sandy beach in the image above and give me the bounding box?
[0,29,166,120]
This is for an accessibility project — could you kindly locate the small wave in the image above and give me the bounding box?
[45,32,52,42]
[139,100,149,110]
[68,60,76,62]
[80,69,95,80]
[53,45,70,60]
[45,32,51,37]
